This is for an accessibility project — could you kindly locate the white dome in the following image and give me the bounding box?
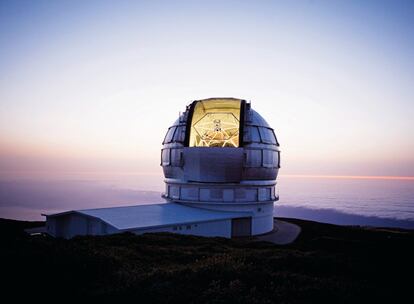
[160,98,280,235]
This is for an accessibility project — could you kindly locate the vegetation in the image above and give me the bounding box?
[1,217,413,302]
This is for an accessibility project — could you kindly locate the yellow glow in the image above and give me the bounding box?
[189,99,241,147]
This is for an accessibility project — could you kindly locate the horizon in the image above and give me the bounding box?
[1,175,413,229]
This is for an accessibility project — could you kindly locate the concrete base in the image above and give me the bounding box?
[255,219,301,245]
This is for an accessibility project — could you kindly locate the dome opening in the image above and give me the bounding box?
[188,98,244,147]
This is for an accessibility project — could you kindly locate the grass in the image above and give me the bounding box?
[1,217,413,302]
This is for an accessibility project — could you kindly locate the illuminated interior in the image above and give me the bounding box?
[189,99,241,147]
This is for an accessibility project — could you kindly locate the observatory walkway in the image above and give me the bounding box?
[256,219,301,245]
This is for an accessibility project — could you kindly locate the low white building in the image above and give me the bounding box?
[45,98,280,239]
[46,203,252,239]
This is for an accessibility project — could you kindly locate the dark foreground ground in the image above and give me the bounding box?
[1,218,413,302]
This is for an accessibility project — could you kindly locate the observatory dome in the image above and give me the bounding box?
[161,98,280,235]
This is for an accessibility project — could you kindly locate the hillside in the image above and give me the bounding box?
[1,217,413,302]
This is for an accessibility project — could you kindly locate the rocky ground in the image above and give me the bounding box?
[1,217,413,302]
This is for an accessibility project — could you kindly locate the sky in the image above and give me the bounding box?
[1,0,414,190]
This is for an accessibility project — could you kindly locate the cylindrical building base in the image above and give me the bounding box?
[178,201,274,236]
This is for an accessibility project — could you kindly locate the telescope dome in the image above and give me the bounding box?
[160,98,280,235]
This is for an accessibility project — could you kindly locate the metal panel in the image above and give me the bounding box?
[223,189,234,202]
[258,127,277,144]
[161,149,170,166]
[163,127,176,144]
[170,148,183,167]
[169,185,180,200]
[200,188,210,201]
[245,149,262,167]
[180,186,199,200]
[183,147,243,182]
[262,149,276,168]
[244,126,261,143]
[210,188,223,201]
[245,188,258,201]
[258,188,267,201]
[250,109,271,128]
[173,125,186,142]
[243,167,278,180]
[87,218,102,235]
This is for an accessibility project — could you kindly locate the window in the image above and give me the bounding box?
[189,99,241,147]
[186,225,191,230]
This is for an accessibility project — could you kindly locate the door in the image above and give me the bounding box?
[231,217,252,237]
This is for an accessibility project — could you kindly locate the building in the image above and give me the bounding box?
[45,98,280,238]
[45,203,252,238]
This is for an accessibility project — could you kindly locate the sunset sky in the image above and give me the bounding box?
[1,0,413,187]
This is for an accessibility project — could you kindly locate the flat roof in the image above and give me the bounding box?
[48,203,251,231]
